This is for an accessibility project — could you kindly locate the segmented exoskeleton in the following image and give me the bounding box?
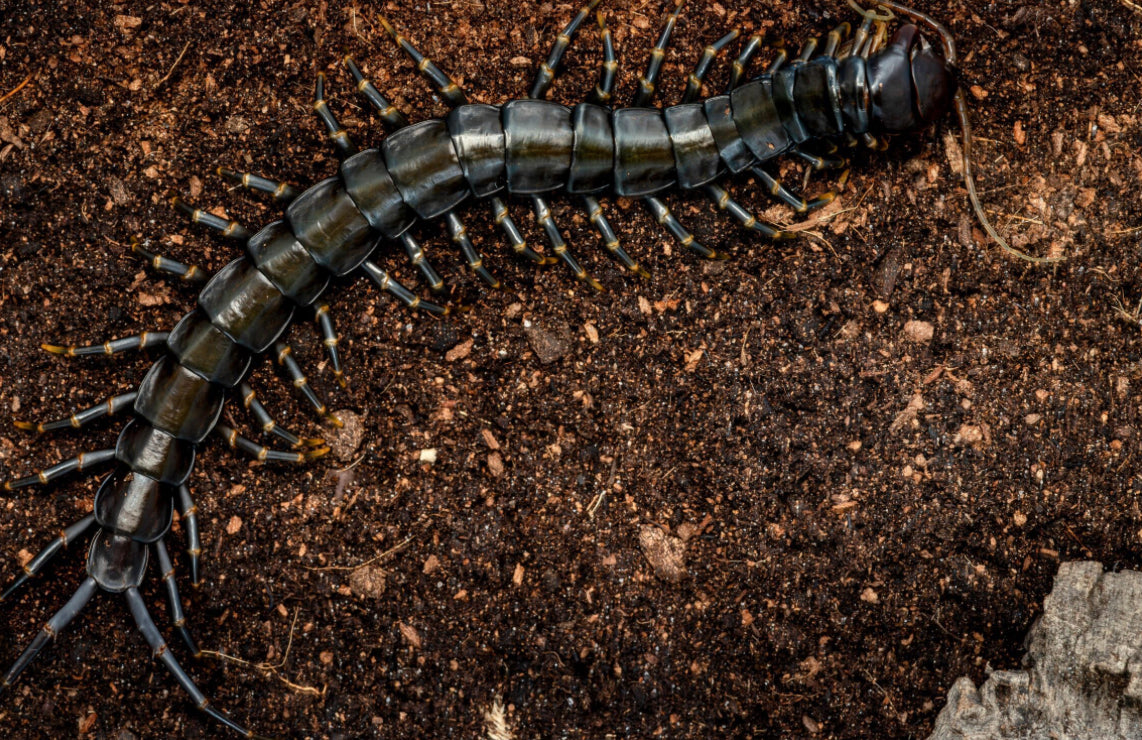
[1,1,1013,735]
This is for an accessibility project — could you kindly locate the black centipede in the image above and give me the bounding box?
[0,1,1035,736]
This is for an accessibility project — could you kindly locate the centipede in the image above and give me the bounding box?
[1,0,1031,736]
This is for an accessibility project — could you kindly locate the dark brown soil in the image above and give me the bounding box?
[1,1,1139,738]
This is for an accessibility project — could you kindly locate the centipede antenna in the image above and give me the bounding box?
[124,587,264,739]
[154,539,200,657]
[633,0,686,107]
[491,197,554,266]
[589,11,618,105]
[40,331,169,359]
[215,423,329,463]
[643,196,726,260]
[378,14,468,108]
[216,167,298,204]
[171,197,250,241]
[870,0,1061,264]
[0,515,97,602]
[3,449,116,492]
[342,56,410,131]
[313,72,357,157]
[682,28,740,104]
[445,212,501,289]
[130,237,209,284]
[273,342,343,428]
[531,0,603,99]
[176,485,202,587]
[584,196,649,278]
[360,261,450,316]
[533,196,604,292]
[14,391,138,435]
[704,184,798,241]
[0,577,98,694]
[728,33,763,91]
[400,233,446,293]
[238,382,319,449]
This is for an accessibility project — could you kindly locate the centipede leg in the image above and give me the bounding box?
[40,331,169,358]
[400,233,446,293]
[588,11,617,106]
[216,167,298,204]
[643,196,726,260]
[445,212,501,289]
[584,196,649,277]
[704,184,797,241]
[530,0,603,99]
[844,12,875,60]
[130,237,209,284]
[534,196,603,292]
[360,261,449,316]
[491,197,552,266]
[313,304,347,389]
[525,3,606,288]
[378,14,468,107]
[681,28,740,104]
[238,382,318,449]
[792,147,848,172]
[215,423,329,463]
[0,577,98,695]
[0,514,97,602]
[154,539,200,657]
[124,587,259,738]
[376,17,506,285]
[313,72,357,157]
[176,485,202,587]
[171,197,250,241]
[796,35,820,64]
[273,342,343,428]
[342,57,410,131]
[822,22,852,58]
[3,449,116,492]
[750,166,850,213]
[728,33,765,91]
[633,0,686,107]
[14,391,138,434]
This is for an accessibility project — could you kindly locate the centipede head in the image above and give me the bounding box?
[867,24,956,132]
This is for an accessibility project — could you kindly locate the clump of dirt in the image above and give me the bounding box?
[0,1,1139,738]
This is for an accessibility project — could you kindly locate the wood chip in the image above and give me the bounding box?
[348,565,386,599]
[487,451,504,478]
[398,622,422,649]
[639,526,687,583]
[445,338,474,362]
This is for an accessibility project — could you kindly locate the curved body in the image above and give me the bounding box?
[100,32,941,581]
[3,7,959,736]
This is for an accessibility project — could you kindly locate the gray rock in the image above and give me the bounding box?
[929,561,1142,740]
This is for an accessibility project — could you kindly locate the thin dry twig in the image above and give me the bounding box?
[200,609,325,696]
[1121,0,1142,15]
[155,41,192,90]
[0,74,34,107]
[305,534,414,572]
